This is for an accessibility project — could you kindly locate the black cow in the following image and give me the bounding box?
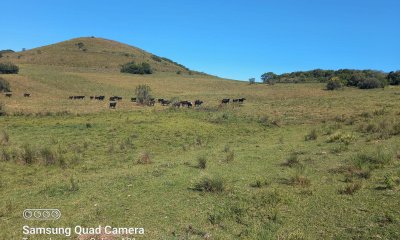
[109,96,116,101]
[238,98,246,103]
[5,93,12,98]
[73,96,85,100]
[131,97,137,102]
[24,93,31,97]
[194,100,203,107]
[148,99,155,106]
[95,95,105,100]
[109,101,117,109]
[221,98,230,104]
[157,98,164,103]
[69,96,73,99]
[161,99,171,106]
[181,101,192,108]
[90,96,94,100]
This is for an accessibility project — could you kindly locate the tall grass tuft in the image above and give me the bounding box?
[137,152,152,164]
[305,129,318,141]
[353,147,393,169]
[339,182,362,195]
[197,156,207,169]
[21,144,35,164]
[225,150,235,162]
[283,153,300,167]
[0,130,9,145]
[194,176,224,193]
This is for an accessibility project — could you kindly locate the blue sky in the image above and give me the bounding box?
[1,0,399,80]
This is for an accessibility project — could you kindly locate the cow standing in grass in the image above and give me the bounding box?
[109,102,117,109]
[160,99,171,106]
[24,93,31,97]
[194,100,203,107]
[221,98,230,104]
[5,93,12,97]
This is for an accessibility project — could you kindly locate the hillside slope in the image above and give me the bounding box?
[0,37,190,73]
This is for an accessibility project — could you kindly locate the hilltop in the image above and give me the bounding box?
[0,37,191,73]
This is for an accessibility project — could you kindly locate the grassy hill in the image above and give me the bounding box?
[0,37,191,73]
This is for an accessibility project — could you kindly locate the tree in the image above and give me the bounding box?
[0,77,11,92]
[134,85,152,105]
[326,77,343,90]
[121,61,153,74]
[388,71,400,85]
[261,72,277,84]
[248,78,255,84]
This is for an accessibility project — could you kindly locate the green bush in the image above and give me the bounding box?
[0,78,11,92]
[387,71,400,85]
[0,62,19,74]
[357,78,385,89]
[121,61,152,74]
[326,77,343,90]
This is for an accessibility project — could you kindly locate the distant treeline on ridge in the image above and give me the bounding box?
[261,69,400,89]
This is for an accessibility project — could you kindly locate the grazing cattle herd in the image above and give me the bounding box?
[2,92,246,109]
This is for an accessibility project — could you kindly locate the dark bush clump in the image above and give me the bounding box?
[0,62,19,74]
[387,71,400,85]
[326,77,343,90]
[121,61,152,74]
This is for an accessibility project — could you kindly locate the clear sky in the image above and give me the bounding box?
[1,0,399,80]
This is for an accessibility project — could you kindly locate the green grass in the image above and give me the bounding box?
[0,38,400,239]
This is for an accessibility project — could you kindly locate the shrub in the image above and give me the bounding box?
[353,147,392,169]
[357,78,385,89]
[21,144,35,164]
[197,156,207,169]
[0,78,11,92]
[225,150,235,162]
[0,62,19,74]
[137,152,152,164]
[69,176,79,192]
[387,71,400,85]
[194,176,224,193]
[283,153,300,167]
[121,61,152,74]
[134,84,152,105]
[326,77,343,90]
[305,129,318,141]
[339,182,362,195]
[327,132,354,145]
[384,175,396,189]
[289,174,311,187]
[40,147,56,165]
[0,130,9,145]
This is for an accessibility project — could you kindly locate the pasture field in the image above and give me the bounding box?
[0,63,400,239]
[0,38,400,239]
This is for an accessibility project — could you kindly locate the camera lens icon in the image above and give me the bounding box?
[23,209,61,220]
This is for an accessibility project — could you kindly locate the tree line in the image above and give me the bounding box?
[260,69,400,89]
